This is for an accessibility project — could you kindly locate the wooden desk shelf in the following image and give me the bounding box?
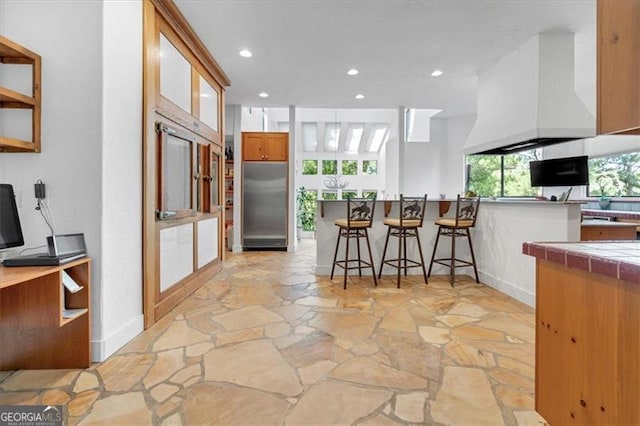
[0,35,42,153]
[0,258,91,370]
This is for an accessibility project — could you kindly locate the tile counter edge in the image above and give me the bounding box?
[522,240,640,285]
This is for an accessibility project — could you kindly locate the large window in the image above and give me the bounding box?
[588,152,640,197]
[467,149,541,197]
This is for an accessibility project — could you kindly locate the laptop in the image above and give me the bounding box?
[3,233,87,267]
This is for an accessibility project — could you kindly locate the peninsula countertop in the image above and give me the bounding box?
[522,240,640,285]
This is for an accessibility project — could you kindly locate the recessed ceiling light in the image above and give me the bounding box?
[347,68,359,76]
[259,92,269,98]
[431,70,443,77]
[355,94,365,100]
[239,49,253,58]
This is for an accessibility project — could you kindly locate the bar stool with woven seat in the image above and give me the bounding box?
[378,194,428,288]
[330,197,377,290]
[428,194,480,287]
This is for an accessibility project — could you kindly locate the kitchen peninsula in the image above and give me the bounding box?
[523,240,640,425]
[316,198,581,306]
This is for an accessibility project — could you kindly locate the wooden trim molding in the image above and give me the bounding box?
[149,0,231,88]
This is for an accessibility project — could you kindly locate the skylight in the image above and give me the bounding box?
[345,124,364,153]
[302,122,318,152]
[324,123,340,152]
[368,125,388,152]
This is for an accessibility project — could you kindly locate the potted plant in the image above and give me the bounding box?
[595,175,611,210]
[296,187,317,239]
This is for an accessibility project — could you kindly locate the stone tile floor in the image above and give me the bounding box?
[0,240,546,425]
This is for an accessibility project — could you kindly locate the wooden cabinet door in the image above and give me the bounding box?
[597,0,640,135]
[242,133,266,161]
[263,133,288,161]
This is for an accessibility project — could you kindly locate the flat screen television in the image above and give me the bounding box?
[0,184,25,250]
[530,155,589,187]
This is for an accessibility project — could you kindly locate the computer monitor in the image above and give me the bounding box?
[530,155,589,187]
[0,184,25,250]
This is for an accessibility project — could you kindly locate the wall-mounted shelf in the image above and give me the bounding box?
[0,36,42,153]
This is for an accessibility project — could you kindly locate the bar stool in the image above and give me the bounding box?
[378,194,428,288]
[428,194,481,287]
[330,197,378,290]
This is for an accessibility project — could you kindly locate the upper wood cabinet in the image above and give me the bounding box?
[242,132,289,161]
[0,36,41,153]
[597,0,640,135]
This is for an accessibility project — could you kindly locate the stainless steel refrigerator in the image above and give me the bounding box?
[242,162,287,250]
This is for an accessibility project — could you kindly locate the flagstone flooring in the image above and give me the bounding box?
[0,240,546,425]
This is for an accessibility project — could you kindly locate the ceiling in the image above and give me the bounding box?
[174,0,595,118]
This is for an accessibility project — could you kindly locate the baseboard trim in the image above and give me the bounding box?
[91,314,144,362]
[478,270,534,307]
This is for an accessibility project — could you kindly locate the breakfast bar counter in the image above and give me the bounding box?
[316,199,582,306]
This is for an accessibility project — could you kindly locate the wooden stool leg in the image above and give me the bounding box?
[428,226,442,277]
[364,228,377,287]
[450,229,456,287]
[344,228,350,290]
[356,230,362,277]
[467,230,480,283]
[331,228,341,280]
[378,227,391,279]
[415,230,428,284]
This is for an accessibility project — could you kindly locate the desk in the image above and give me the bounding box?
[0,258,91,370]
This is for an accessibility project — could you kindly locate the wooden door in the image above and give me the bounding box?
[242,133,266,161]
[263,133,288,161]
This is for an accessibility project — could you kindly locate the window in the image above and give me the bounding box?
[342,160,357,175]
[588,152,640,197]
[346,124,364,153]
[324,123,340,152]
[467,149,541,197]
[362,160,378,175]
[157,123,195,220]
[302,160,318,175]
[322,190,338,200]
[297,189,317,232]
[362,190,377,199]
[342,190,358,200]
[301,122,317,152]
[322,160,337,175]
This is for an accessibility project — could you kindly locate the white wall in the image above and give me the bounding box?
[402,118,447,197]
[0,0,143,361]
[100,0,144,359]
[401,114,475,200]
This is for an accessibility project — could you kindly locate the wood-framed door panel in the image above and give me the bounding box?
[144,0,228,329]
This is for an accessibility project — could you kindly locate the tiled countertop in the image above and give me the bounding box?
[522,241,640,285]
[581,219,639,227]
[582,209,640,220]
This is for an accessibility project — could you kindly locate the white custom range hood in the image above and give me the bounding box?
[464,31,595,155]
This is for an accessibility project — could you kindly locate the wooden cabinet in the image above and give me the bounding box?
[0,258,91,369]
[536,259,640,425]
[597,0,640,135]
[0,36,42,152]
[580,221,637,240]
[242,132,288,161]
